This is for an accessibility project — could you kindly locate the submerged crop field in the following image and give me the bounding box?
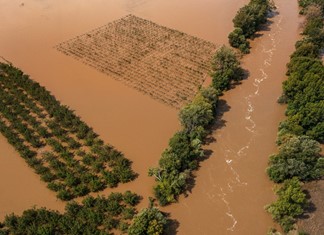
[0,63,135,201]
[56,15,218,108]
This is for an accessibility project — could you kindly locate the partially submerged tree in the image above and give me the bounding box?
[211,46,243,91]
[128,200,167,235]
[266,178,307,233]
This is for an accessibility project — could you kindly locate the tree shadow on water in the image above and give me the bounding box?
[164,216,180,235]
[251,10,279,39]
[184,99,231,195]
[204,99,230,144]
[229,68,250,90]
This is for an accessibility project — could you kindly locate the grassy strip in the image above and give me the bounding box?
[266,1,324,233]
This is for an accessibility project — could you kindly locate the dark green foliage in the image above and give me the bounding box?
[211,46,244,91]
[298,0,324,14]
[280,44,324,143]
[267,135,323,183]
[149,91,211,205]
[149,85,219,206]
[123,191,141,206]
[179,94,214,139]
[228,28,250,53]
[291,41,319,59]
[266,178,307,233]
[0,63,136,201]
[280,4,324,142]
[199,86,220,112]
[149,131,202,205]
[267,2,324,232]
[149,46,243,206]
[128,206,167,235]
[0,192,141,235]
[229,0,274,53]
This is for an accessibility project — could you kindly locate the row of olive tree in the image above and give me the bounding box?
[266,1,324,233]
[149,46,243,206]
[0,192,142,235]
[0,63,136,200]
[228,0,275,53]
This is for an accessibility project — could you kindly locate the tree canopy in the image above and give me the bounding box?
[128,203,167,235]
[267,135,323,183]
[266,178,307,233]
[229,0,275,53]
[211,46,243,91]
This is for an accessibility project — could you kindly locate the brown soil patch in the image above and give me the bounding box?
[55,14,218,109]
[297,180,324,235]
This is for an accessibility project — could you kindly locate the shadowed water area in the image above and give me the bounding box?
[0,0,301,234]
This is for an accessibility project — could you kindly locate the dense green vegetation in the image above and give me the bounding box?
[228,0,275,53]
[266,178,307,233]
[210,45,244,91]
[0,63,136,200]
[149,46,243,206]
[267,135,323,183]
[128,200,167,235]
[266,1,324,233]
[0,192,141,235]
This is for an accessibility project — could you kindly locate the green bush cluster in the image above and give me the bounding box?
[0,63,136,200]
[148,91,216,206]
[0,192,141,235]
[128,202,167,235]
[228,0,275,53]
[279,6,324,142]
[149,46,243,206]
[267,135,323,183]
[211,46,244,91]
[267,1,324,233]
[266,178,307,233]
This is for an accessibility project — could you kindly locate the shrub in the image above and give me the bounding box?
[266,178,307,233]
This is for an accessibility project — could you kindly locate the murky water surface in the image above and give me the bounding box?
[0,0,300,234]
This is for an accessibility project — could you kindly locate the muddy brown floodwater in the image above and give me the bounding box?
[167,0,302,234]
[0,0,300,234]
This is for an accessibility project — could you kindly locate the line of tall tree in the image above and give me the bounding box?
[266,1,324,233]
[149,46,244,206]
[228,0,275,54]
[0,63,136,200]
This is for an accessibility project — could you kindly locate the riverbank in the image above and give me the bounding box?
[166,0,301,233]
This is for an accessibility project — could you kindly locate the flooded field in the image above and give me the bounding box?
[0,0,301,234]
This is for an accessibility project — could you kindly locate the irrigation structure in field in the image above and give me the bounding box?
[56,15,218,108]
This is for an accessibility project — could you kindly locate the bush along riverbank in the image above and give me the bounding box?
[228,0,275,54]
[149,45,244,206]
[266,1,324,233]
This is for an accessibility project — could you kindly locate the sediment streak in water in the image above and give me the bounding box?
[217,9,283,232]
